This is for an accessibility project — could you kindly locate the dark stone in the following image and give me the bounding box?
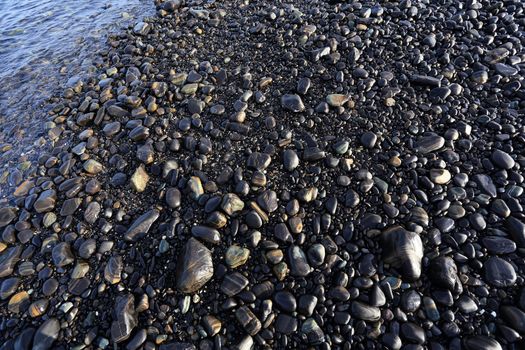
[111,294,138,343]
[175,238,213,293]
[382,226,423,282]
[32,318,60,350]
[429,256,458,290]
[273,291,297,313]
[221,272,248,297]
[124,209,160,242]
[274,314,297,334]
[484,257,516,287]
[0,246,22,278]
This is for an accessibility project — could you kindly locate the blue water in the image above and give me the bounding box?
[0,0,152,192]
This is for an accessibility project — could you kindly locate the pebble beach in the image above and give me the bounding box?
[1,0,525,349]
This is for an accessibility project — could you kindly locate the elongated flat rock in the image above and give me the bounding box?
[0,246,23,278]
[124,209,160,242]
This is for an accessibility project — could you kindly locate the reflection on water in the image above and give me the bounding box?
[0,0,152,196]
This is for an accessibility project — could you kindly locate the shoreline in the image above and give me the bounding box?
[1,0,525,349]
[0,0,153,200]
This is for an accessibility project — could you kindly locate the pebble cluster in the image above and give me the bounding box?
[1,0,525,349]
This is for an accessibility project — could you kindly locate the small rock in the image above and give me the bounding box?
[326,94,349,107]
[235,306,261,335]
[130,165,149,192]
[281,94,305,112]
[225,245,250,268]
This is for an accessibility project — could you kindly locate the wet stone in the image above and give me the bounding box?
[274,291,297,313]
[111,294,138,343]
[34,189,57,213]
[283,149,300,171]
[484,256,516,287]
[175,238,213,293]
[42,278,58,296]
[130,165,149,192]
[235,306,261,336]
[68,277,90,295]
[71,262,89,279]
[298,295,318,316]
[79,239,97,259]
[482,236,516,254]
[302,318,325,345]
[351,301,381,321]
[60,197,82,216]
[0,207,17,227]
[124,209,160,242]
[297,77,311,94]
[247,152,271,171]
[360,132,377,148]
[500,305,525,333]
[430,169,451,184]
[104,256,123,284]
[401,322,426,344]
[52,242,74,267]
[0,245,22,278]
[275,314,297,334]
[429,256,458,291]
[0,277,20,300]
[28,299,49,317]
[191,225,220,245]
[166,188,181,208]
[491,149,515,169]
[84,201,101,224]
[257,190,278,213]
[8,290,29,314]
[83,159,103,174]
[400,290,421,313]
[187,176,204,200]
[382,226,423,282]
[414,134,445,154]
[220,272,248,297]
[103,121,121,136]
[307,244,325,266]
[506,217,525,247]
[202,315,222,337]
[473,174,497,198]
[464,336,503,350]
[221,193,244,216]
[281,94,305,112]
[326,94,349,107]
[206,211,227,228]
[225,245,250,268]
[288,245,311,277]
[33,318,60,350]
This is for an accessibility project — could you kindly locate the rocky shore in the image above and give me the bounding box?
[1,0,525,349]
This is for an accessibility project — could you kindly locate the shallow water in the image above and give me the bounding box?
[0,0,152,195]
